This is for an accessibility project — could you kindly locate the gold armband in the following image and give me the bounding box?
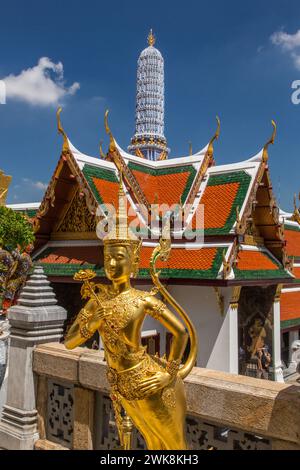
[78,308,93,339]
[148,301,166,320]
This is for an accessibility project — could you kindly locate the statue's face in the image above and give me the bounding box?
[104,245,132,281]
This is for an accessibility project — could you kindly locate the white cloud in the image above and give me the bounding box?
[22,178,47,191]
[271,29,300,70]
[271,30,300,50]
[3,57,80,106]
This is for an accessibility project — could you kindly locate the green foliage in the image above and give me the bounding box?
[0,206,35,251]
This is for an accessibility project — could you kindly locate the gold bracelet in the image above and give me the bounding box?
[79,321,93,339]
[149,301,165,320]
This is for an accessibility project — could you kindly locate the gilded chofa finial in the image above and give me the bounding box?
[99,140,106,159]
[206,116,220,158]
[56,107,70,153]
[291,193,300,225]
[148,29,155,47]
[189,141,193,156]
[262,120,276,162]
[222,248,231,280]
[104,109,116,152]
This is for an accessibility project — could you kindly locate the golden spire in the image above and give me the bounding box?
[262,120,276,162]
[103,168,140,247]
[206,116,220,158]
[116,170,128,239]
[56,107,70,153]
[148,29,156,47]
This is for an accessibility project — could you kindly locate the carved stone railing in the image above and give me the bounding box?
[32,343,300,451]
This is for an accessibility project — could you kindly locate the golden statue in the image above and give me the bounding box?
[65,175,198,450]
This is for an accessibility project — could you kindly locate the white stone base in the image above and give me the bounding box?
[0,406,39,450]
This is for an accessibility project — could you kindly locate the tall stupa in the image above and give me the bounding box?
[128,30,169,161]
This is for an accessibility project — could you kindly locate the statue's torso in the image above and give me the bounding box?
[95,287,151,370]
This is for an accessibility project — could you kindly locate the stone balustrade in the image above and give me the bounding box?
[32,343,300,451]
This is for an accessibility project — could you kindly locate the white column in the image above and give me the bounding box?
[228,305,239,374]
[273,300,284,382]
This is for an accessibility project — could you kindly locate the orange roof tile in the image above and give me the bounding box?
[38,246,102,265]
[40,254,86,265]
[92,177,142,228]
[292,267,300,279]
[132,170,191,207]
[193,182,240,229]
[281,291,300,321]
[139,246,218,270]
[236,250,278,271]
[92,178,119,208]
[285,229,300,257]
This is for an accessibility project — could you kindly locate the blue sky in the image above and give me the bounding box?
[1,0,300,210]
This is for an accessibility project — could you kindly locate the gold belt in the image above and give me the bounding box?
[107,356,147,385]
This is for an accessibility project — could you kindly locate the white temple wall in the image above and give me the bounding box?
[138,284,236,374]
[168,285,235,373]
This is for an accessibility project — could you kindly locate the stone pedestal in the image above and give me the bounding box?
[0,265,67,450]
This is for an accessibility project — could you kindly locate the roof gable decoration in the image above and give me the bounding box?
[54,189,97,234]
[227,122,289,268]
[234,122,277,235]
[33,109,101,237]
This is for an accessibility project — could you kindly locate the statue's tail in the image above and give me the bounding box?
[150,238,198,380]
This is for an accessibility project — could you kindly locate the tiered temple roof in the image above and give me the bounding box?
[30,116,293,287]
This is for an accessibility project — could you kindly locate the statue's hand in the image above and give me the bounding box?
[88,305,108,330]
[81,282,95,299]
[139,371,172,395]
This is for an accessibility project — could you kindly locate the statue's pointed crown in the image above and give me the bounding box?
[103,171,141,249]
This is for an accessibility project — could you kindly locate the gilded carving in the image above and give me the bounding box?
[57,190,96,233]
[230,286,241,310]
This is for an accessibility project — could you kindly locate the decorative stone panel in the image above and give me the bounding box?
[93,393,271,450]
[47,380,74,448]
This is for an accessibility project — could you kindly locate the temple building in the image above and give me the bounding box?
[279,204,300,376]
[5,32,298,381]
